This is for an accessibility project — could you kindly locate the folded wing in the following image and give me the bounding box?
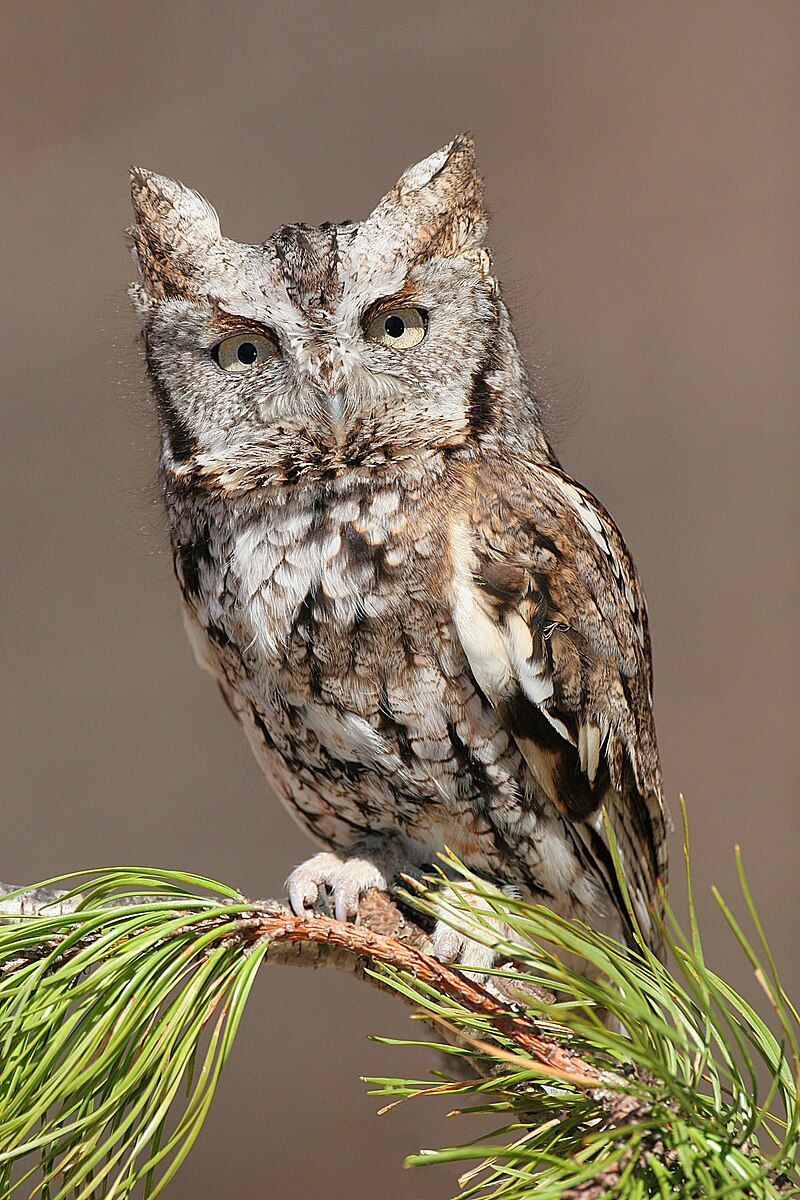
[449,461,668,954]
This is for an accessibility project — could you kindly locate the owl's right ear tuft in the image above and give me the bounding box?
[128,167,221,299]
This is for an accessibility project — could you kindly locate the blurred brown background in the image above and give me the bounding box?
[1,2,798,1196]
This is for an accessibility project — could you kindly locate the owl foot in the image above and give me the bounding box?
[430,884,515,980]
[286,844,399,924]
[432,923,499,975]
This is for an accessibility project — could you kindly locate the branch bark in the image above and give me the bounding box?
[0,880,614,1094]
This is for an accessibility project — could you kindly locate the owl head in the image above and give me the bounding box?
[129,134,541,494]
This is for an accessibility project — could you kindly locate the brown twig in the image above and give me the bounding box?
[0,880,605,1088]
[240,891,608,1087]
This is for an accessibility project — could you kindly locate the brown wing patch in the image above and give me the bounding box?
[449,456,668,954]
[500,689,608,820]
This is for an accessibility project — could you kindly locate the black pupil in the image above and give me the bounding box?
[237,341,258,364]
[384,315,405,339]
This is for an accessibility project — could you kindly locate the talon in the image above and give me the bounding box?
[429,882,512,977]
[285,847,393,926]
[334,888,356,924]
[288,877,316,916]
[432,925,462,963]
[432,920,498,977]
[285,852,343,917]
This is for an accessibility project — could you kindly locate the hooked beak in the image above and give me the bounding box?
[321,390,348,447]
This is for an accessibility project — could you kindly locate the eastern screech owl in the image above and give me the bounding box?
[129,134,667,968]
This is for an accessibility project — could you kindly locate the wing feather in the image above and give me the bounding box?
[450,460,668,954]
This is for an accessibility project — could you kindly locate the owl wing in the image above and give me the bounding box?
[450,458,668,954]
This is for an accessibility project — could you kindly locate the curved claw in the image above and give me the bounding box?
[288,874,317,917]
[334,884,360,924]
[285,849,391,924]
[285,852,342,916]
[431,921,499,975]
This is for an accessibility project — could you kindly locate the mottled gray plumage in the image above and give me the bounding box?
[129,135,667,968]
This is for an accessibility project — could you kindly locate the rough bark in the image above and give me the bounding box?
[0,880,617,1095]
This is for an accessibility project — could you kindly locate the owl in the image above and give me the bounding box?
[129,134,668,969]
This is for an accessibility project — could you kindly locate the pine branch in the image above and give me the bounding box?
[0,883,608,1087]
[0,816,797,1200]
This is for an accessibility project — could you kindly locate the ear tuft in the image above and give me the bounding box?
[129,168,220,239]
[128,168,220,299]
[359,133,487,267]
[395,132,478,197]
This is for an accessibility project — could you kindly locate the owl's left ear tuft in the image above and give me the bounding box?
[397,132,479,195]
[360,132,488,266]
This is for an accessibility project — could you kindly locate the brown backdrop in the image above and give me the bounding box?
[1,2,798,1196]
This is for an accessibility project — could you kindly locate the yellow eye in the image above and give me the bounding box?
[365,307,427,350]
[212,332,277,373]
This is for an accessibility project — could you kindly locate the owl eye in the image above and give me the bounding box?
[211,332,278,373]
[365,307,427,350]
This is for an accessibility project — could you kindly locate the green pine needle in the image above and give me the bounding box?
[367,806,800,1197]
[0,871,266,1199]
[0,806,797,1199]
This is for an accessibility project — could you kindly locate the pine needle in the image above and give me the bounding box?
[0,818,797,1199]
